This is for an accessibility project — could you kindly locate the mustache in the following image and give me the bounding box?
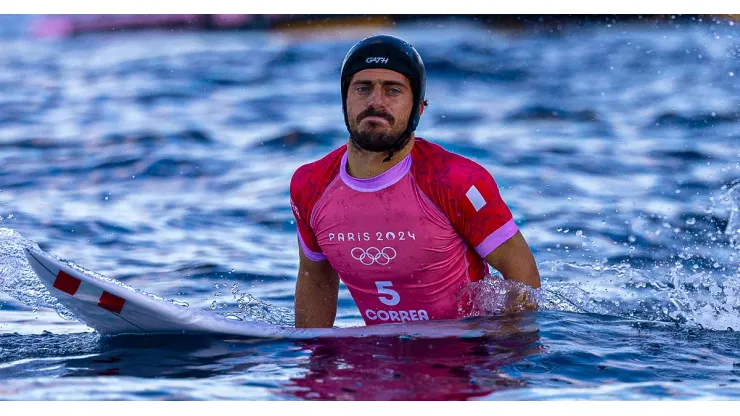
[356,109,395,125]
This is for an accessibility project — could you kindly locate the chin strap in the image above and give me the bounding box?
[382,100,428,163]
[383,149,395,163]
[383,133,409,163]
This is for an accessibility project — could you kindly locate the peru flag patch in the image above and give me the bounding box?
[465,184,491,212]
[463,179,500,215]
[465,185,487,212]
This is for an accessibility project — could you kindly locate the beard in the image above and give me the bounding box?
[348,109,408,153]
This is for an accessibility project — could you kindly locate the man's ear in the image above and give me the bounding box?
[419,99,428,117]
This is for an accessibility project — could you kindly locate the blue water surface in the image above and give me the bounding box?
[1,16,740,400]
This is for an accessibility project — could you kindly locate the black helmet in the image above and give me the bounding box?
[340,34,427,161]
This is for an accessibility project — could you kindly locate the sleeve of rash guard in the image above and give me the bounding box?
[443,160,518,258]
[289,168,327,262]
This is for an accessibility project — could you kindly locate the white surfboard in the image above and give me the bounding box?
[23,248,490,339]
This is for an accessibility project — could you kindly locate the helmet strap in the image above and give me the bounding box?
[383,98,425,163]
[383,131,411,163]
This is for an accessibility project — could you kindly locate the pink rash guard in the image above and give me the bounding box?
[290,138,518,325]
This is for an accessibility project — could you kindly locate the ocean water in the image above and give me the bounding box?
[1,16,740,400]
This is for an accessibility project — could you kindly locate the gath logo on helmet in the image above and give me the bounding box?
[366,57,389,64]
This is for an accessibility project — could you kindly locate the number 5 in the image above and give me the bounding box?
[375,281,400,306]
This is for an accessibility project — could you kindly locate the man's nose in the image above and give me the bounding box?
[368,85,387,108]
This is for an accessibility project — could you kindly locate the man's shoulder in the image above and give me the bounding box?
[412,137,491,189]
[290,144,346,202]
[411,138,513,245]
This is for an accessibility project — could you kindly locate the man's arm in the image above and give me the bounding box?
[484,230,540,289]
[484,231,540,313]
[295,243,340,328]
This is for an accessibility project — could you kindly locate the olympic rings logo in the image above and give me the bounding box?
[351,247,397,266]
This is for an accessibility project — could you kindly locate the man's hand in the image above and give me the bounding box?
[294,243,340,328]
[501,280,540,313]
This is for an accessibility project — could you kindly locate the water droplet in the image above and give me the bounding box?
[210,301,217,310]
[686,218,696,225]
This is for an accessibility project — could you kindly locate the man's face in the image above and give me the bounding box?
[346,68,414,152]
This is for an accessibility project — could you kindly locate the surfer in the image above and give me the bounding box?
[290,34,540,328]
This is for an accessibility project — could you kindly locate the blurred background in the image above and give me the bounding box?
[1,13,740,400]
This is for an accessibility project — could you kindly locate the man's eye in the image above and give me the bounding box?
[388,88,401,95]
[355,86,370,92]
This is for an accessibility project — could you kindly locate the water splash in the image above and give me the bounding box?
[507,179,740,331]
[0,228,193,322]
[537,260,740,330]
[459,179,740,331]
[462,277,544,316]
[1,228,294,328]
[723,178,740,247]
[206,281,294,325]
[226,282,294,326]
[0,228,76,320]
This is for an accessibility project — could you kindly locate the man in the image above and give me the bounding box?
[290,34,540,328]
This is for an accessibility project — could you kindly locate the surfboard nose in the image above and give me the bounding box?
[23,247,46,262]
[23,248,39,266]
[23,248,52,288]
[23,248,54,284]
